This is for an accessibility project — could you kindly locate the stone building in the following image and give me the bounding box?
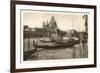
[24,16,64,39]
[43,16,58,40]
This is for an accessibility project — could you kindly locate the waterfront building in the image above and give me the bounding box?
[24,16,60,40]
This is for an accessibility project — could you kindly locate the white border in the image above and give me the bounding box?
[16,4,94,69]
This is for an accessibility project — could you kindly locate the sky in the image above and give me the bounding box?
[21,10,86,32]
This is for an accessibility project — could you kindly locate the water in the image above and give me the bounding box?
[24,38,88,61]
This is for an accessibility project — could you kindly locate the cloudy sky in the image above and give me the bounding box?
[21,10,86,32]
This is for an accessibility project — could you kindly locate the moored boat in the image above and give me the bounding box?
[35,43,75,49]
[34,38,79,49]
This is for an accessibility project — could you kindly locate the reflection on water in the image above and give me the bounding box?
[23,38,88,61]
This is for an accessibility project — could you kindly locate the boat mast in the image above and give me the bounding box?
[72,18,76,58]
[72,19,74,30]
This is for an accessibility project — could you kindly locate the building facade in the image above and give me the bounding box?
[43,16,58,40]
[24,16,60,38]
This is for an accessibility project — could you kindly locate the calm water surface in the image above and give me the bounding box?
[24,38,88,61]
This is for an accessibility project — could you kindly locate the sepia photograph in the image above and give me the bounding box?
[22,10,88,61]
[11,1,96,72]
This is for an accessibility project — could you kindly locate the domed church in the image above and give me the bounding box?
[24,16,61,39]
[43,16,58,40]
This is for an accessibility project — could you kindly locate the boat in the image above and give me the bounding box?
[40,38,53,42]
[34,38,79,49]
[35,43,76,49]
[55,37,79,44]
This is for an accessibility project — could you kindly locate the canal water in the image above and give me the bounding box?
[24,38,88,61]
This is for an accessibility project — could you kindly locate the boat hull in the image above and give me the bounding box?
[35,42,76,49]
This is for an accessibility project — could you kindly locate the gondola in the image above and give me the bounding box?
[34,39,78,49]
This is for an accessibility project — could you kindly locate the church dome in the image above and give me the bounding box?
[49,16,57,28]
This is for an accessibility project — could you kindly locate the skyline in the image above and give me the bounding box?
[21,11,87,32]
